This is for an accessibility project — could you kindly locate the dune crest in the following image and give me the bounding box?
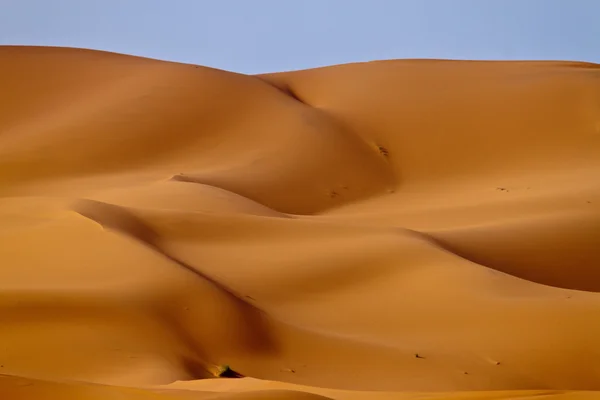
[1,46,600,399]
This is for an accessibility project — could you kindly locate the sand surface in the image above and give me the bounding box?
[1,46,600,399]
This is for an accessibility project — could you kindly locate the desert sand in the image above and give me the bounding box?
[1,46,600,400]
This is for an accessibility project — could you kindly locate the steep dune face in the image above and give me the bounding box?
[1,46,600,398]
[0,46,394,213]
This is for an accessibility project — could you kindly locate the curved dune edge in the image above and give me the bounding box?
[1,375,596,400]
[1,45,600,396]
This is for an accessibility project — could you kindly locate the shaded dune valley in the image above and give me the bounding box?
[1,46,600,400]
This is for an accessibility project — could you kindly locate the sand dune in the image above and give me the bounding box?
[1,46,600,399]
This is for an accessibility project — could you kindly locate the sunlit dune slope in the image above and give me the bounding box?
[1,46,600,398]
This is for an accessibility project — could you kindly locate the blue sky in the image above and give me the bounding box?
[1,1,598,74]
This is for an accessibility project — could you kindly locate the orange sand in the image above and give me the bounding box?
[1,46,600,399]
